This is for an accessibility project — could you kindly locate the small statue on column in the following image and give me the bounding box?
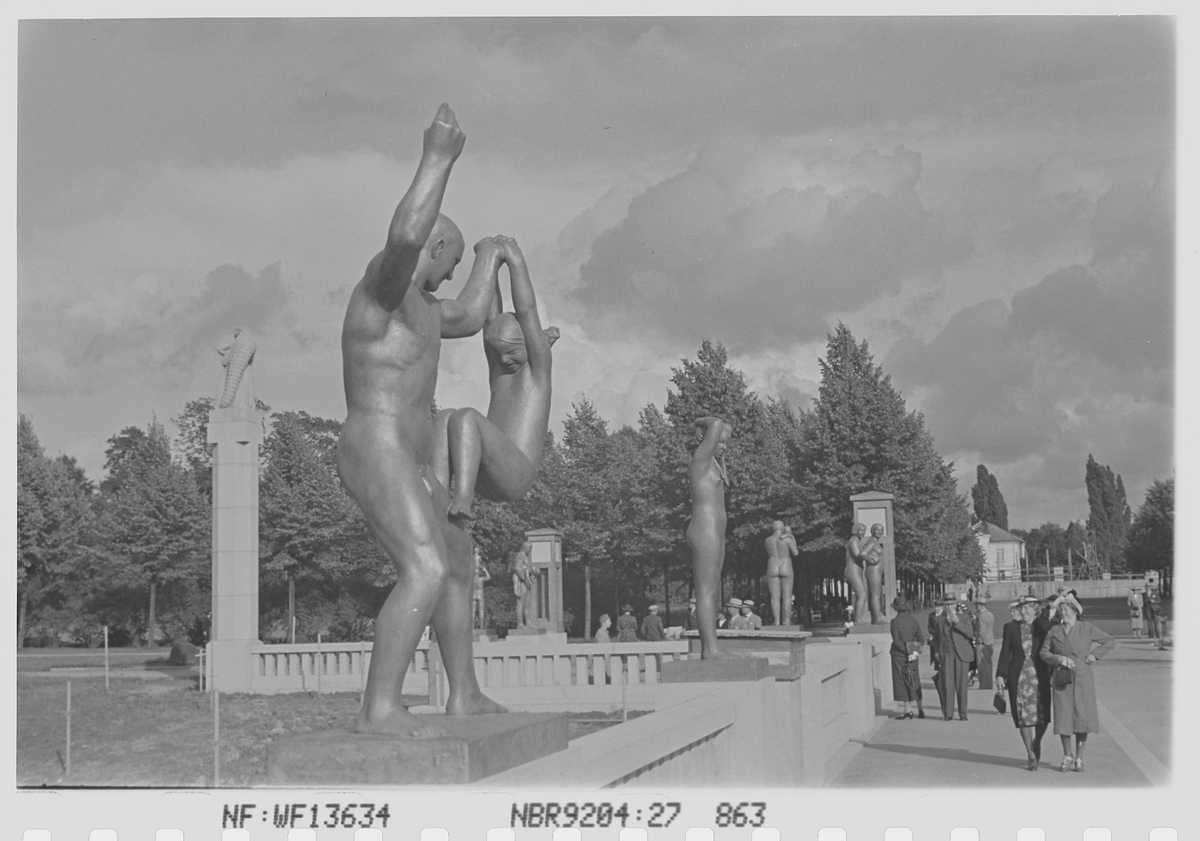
[215,328,257,409]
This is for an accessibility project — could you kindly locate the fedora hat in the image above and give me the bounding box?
[891,596,909,611]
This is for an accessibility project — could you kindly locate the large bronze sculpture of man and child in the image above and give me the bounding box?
[335,104,888,734]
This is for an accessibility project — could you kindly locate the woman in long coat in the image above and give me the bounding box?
[888,596,926,719]
[995,595,1049,770]
[1040,594,1115,772]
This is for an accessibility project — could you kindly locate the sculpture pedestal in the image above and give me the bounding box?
[681,629,812,678]
[266,713,569,785]
[660,656,769,683]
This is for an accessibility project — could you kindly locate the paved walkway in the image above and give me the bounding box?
[832,639,1171,787]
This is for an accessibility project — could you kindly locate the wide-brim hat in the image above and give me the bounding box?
[940,597,958,606]
[1057,593,1084,616]
[891,596,910,611]
[1013,595,1040,609]
[742,600,755,608]
[647,603,660,611]
[727,598,744,608]
[622,604,634,613]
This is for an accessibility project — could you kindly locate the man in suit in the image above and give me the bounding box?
[928,601,946,709]
[936,596,975,721]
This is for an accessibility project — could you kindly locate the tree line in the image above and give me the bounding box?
[18,324,1171,646]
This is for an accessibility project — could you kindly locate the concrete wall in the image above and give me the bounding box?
[488,638,881,787]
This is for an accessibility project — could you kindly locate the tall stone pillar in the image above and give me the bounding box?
[850,490,897,622]
[208,406,264,691]
[525,528,564,632]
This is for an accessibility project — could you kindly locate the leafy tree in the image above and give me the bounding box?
[794,323,980,584]
[1125,477,1173,592]
[971,464,1009,529]
[1085,454,1132,573]
[95,420,210,647]
[172,395,271,499]
[17,416,94,646]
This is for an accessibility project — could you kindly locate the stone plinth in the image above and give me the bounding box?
[266,713,569,785]
[525,529,565,632]
[660,656,769,683]
[682,629,812,679]
[207,406,264,692]
[848,623,889,634]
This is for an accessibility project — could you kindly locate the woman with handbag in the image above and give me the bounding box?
[995,595,1051,771]
[1040,594,1115,772]
[888,596,926,719]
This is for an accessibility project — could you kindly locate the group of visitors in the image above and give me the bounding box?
[718,597,764,630]
[593,603,668,643]
[891,590,1116,773]
[1127,583,1168,646]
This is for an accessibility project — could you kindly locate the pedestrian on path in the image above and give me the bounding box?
[936,597,974,721]
[996,595,1049,771]
[616,605,639,642]
[1041,594,1116,773]
[889,596,926,720]
[640,604,666,642]
[973,594,995,690]
[1127,586,1144,638]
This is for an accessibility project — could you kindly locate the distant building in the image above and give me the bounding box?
[972,522,1026,581]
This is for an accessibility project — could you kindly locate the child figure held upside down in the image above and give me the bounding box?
[434,235,559,517]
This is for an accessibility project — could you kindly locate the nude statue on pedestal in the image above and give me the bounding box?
[472,545,490,630]
[765,520,798,625]
[335,103,505,737]
[845,523,870,625]
[861,522,885,624]
[431,236,559,519]
[687,416,734,659]
[510,542,534,628]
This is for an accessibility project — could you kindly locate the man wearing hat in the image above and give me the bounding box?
[1127,585,1144,639]
[973,594,995,690]
[730,599,753,630]
[616,604,639,642]
[936,596,975,720]
[741,600,764,631]
[719,598,742,629]
[685,597,698,631]
[640,603,666,642]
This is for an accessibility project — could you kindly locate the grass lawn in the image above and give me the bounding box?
[17,670,637,788]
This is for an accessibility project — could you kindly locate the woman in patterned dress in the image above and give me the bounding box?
[1041,594,1116,772]
[996,595,1049,771]
[616,605,639,642]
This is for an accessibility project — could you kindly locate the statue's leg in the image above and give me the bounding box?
[846,562,868,623]
[766,572,782,625]
[866,564,884,623]
[470,409,543,504]
[338,444,448,737]
[435,513,506,716]
[446,408,482,518]
[781,564,795,625]
[431,408,454,493]
[689,518,733,659]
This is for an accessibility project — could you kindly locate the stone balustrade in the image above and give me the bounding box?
[428,640,693,713]
[245,639,429,695]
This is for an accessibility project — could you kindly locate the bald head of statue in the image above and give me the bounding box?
[416,214,465,292]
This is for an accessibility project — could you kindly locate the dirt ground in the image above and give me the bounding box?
[17,665,636,788]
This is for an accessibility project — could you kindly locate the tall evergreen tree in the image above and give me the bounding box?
[1085,454,1132,573]
[971,464,1009,529]
[17,416,94,646]
[795,324,980,583]
[96,420,210,647]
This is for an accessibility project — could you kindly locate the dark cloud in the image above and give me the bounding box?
[572,143,971,352]
[886,177,1172,492]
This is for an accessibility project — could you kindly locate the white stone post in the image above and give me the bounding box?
[207,406,264,692]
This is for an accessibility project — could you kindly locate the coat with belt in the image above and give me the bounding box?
[1040,619,1115,734]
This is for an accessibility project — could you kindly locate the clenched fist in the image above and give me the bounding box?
[423,102,465,163]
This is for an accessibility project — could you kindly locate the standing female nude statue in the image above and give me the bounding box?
[845,523,870,625]
[687,417,734,659]
[861,522,885,624]
[765,520,798,625]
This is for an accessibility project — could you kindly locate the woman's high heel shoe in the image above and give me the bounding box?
[1060,757,1073,772]
[1073,757,1084,772]
[1026,756,1038,771]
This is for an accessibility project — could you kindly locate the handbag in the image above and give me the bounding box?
[992,690,1007,714]
[1052,664,1074,690]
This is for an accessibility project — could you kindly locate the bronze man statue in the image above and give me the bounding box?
[861,522,885,624]
[764,520,797,625]
[335,103,505,737]
[844,523,870,625]
[510,541,534,628]
[687,417,733,659]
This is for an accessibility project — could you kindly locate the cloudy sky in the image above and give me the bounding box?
[17,16,1176,529]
